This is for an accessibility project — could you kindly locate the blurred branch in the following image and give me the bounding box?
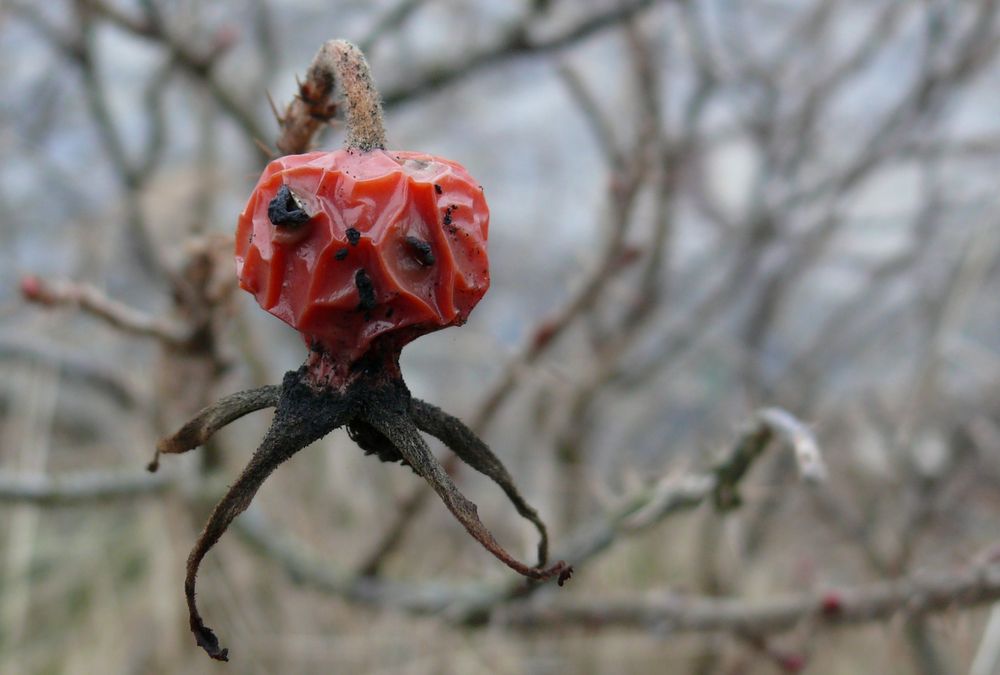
[358,0,429,55]
[712,408,826,510]
[20,275,189,347]
[556,63,623,167]
[82,0,269,151]
[0,339,138,409]
[9,0,170,276]
[239,408,822,621]
[497,561,1000,634]
[381,0,671,106]
[0,470,170,505]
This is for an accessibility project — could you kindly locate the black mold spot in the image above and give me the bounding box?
[335,248,349,260]
[443,204,458,227]
[405,236,435,266]
[346,228,361,246]
[386,307,394,318]
[268,185,310,228]
[355,269,376,311]
[434,184,443,194]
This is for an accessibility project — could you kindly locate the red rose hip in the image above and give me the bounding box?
[236,148,489,379]
[162,40,567,664]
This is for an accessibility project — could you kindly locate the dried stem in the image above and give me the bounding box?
[380,0,670,106]
[277,39,387,155]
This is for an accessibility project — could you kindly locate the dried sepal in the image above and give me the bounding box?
[184,371,356,661]
[149,385,281,471]
[410,398,551,567]
[361,388,570,583]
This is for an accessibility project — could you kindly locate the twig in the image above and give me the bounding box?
[556,63,623,167]
[754,408,827,482]
[380,0,670,106]
[0,470,171,505]
[83,0,269,152]
[713,408,825,510]
[497,562,1000,635]
[0,339,138,409]
[358,0,429,55]
[20,276,189,346]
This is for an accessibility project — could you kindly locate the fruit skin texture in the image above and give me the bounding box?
[236,149,490,373]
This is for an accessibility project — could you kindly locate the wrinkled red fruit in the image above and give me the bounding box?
[236,149,490,370]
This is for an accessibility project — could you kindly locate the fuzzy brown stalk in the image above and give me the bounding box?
[276,39,387,155]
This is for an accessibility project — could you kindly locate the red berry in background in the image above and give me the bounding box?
[235,148,489,379]
[820,590,843,616]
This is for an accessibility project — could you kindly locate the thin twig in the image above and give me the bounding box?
[20,276,189,346]
[0,470,171,505]
[83,0,269,152]
[381,0,670,106]
[497,563,1000,635]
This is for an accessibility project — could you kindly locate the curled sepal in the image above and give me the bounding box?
[361,392,571,584]
[149,385,281,472]
[184,370,356,661]
[410,398,551,568]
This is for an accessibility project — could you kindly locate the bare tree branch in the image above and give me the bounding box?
[20,276,189,346]
[498,562,1000,635]
[234,408,821,621]
[0,470,170,505]
[380,0,671,106]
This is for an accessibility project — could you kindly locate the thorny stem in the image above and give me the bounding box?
[166,364,568,661]
[277,39,387,154]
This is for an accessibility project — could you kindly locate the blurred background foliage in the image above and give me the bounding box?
[2,0,1000,673]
